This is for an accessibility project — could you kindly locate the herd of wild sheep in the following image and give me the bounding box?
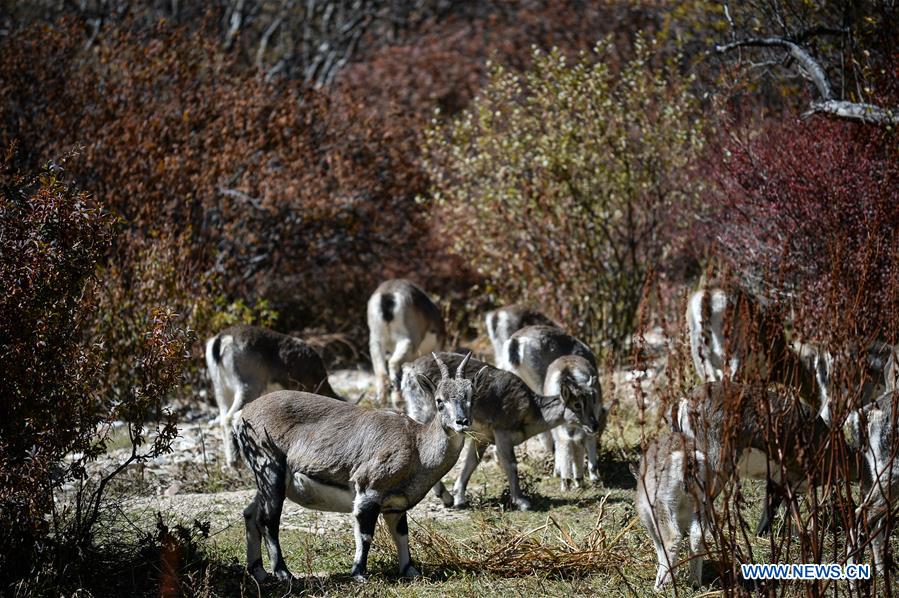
[202,278,899,588]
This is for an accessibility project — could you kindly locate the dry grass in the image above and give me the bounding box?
[415,494,640,579]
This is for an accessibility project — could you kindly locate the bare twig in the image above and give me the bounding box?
[721,0,736,42]
[217,187,263,210]
[223,0,247,51]
[716,37,899,125]
[256,12,285,70]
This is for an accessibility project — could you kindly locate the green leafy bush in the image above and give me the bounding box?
[424,38,706,352]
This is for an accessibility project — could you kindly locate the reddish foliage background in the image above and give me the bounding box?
[338,1,668,119]
[1,0,898,593]
[0,20,445,342]
[709,118,899,344]
[0,150,192,586]
[0,3,681,348]
[0,154,114,531]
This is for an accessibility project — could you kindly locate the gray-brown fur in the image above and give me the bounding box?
[634,433,708,590]
[500,325,596,456]
[367,279,446,408]
[401,352,600,510]
[686,287,790,384]
[485,304,558,366]
[685,288,888,424]
[885,345,899,392]
[638,382,842,590]
[544,356,606,490]
[787,341,833,419]
[233,353,481,582]
[853,341,898,404]
[789,340,898,425]
[847,389,899,575]
[502,325,596,386]
[205,324,339,466]
[676,381,842,535]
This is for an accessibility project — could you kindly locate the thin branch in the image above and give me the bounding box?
[716,37,834,99]
[721,0,737,42]
[256,12,285,70]
[747,59,786,70]
[82,424,140,538]
[223,0,247,51]
[769,0,788,36]
[807,100,899,126]
[218,187,263,210]
[716,37,899,126]
[84,17,102,50]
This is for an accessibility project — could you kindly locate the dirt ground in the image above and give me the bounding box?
[90,332,894,596]
[121,365,608,529]
[108,354,664,595]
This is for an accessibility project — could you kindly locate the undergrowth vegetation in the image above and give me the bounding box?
[1,0,897,595]
[425,38,706,353]
[0,153,191,588]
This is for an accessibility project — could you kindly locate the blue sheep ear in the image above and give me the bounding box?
[415,373,437,397]
[559,379,574,403]
[473,365,489,387]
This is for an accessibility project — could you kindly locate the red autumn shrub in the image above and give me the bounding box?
[0,154,114,566]
[337,0,687,122]
[0,3,708,355]
[710,118,899,344]
[0,19,454,353]
[0,151,191,588]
